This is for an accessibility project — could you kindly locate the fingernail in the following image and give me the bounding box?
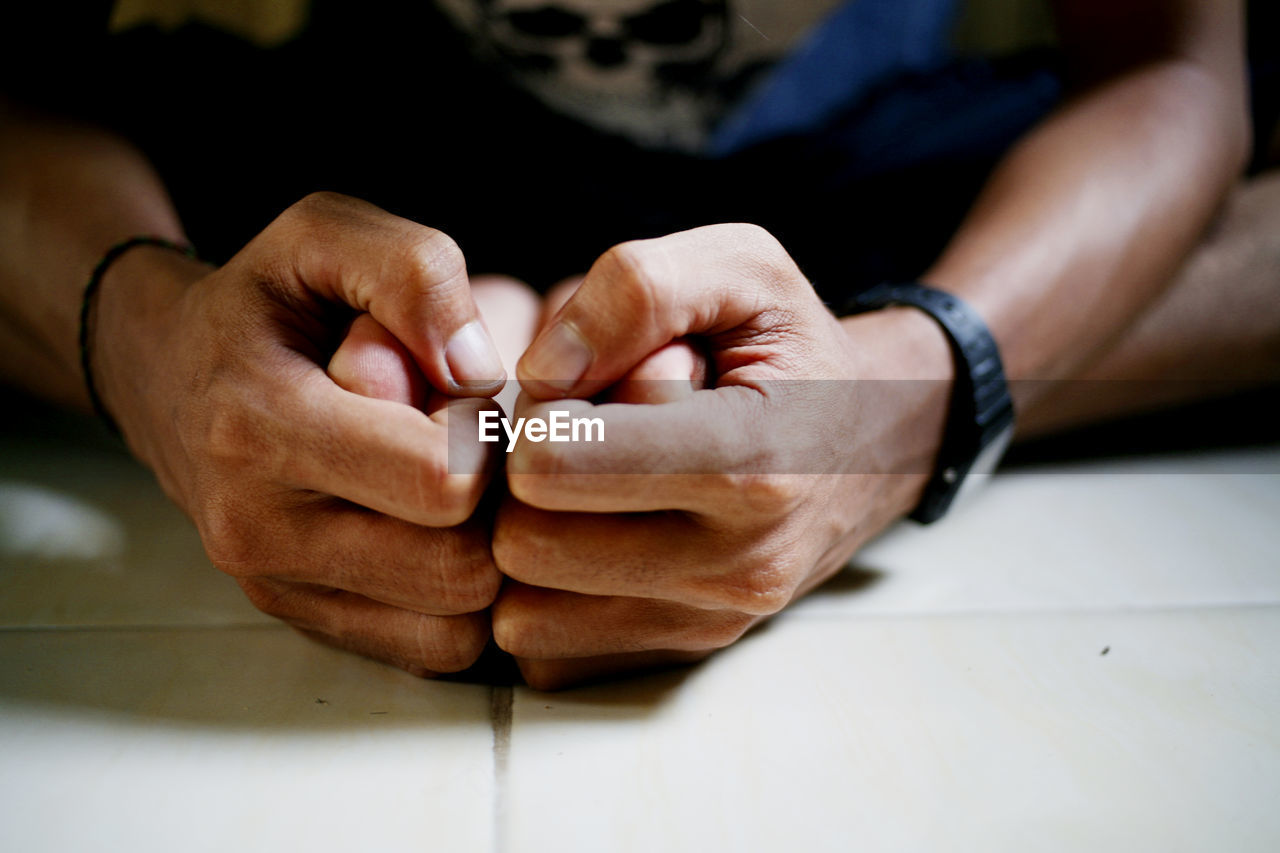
[446,321,505,390]
[520,320,592,393]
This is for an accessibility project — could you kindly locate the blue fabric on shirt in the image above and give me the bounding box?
[710,0,959,155]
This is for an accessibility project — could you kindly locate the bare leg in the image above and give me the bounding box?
[1019,170,1280,438]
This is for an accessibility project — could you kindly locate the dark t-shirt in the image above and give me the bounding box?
[3,1,1061,294]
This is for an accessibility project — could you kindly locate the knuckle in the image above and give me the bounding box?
[490,522,519,576]
[506,448,572,504]
[441,538,502,613]
[418,614,489,673]
[202,395,267,471]
[420,465,485,527]
[505,470,554,509]
[404,436,483,526]
[744,473,807,513]
[598,241,669,321]
[490,581,568,659]
[237,578,291,618]
[707,553,795,615]
[726,576,792,616]
[399,229,467,293]
[724,223,804,292]
[198,501,268,578]
[724,221,775,246]
[516,659,571,692]
[491,621,526,657]
[716,472,806,517]
[491,506,553,587]
[734,222,787,264]
[491,602,539,658]
[281,191,349,230]
[503,470,540,506]
[688,612,756,650]
[490,516,535,583]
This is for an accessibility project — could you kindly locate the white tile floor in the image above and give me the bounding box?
[2,400,1278,852]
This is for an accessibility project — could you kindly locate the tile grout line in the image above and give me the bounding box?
[490,684,513,853]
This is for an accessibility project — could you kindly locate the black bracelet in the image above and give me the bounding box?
[79,236,198,435]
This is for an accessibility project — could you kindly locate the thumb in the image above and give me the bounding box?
[260,192,505,396]
[328,313,428,408]
[516,224,811,399]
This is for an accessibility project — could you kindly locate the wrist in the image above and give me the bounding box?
[837,307,954,518]
[92,243,211,463]
[841,306,953,381]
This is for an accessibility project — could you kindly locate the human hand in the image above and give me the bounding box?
[536,274,709,405]
[490,224,954,689]
[93,192,509,676]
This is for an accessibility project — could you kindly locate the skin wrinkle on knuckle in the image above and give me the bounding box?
[452,571,501,615]
[418,615,486,673]
[415,449,482,527]
[199,499,269,579]
[716,612,758,648]
[601,241,671,330]
[389,229,468,302]
[201,389,268,471]
[508,441,577,499]
[299,594,413,667]
[506,448,578,507]
[237,577,293,618]
[491,603,538,657]
[701,549,796,616]
[305,191,385,232]
[496,603,608,660]
[274,194,320,232]
[718,223,793,289]
[490,526,520,580]
[279,192,358,249]
[725,577,792,616]
[754,304,807,340]
[443,540,502,613]
[491,517,546,587]
[504,471,541,506]
[196,350,315,492]
[698,469,754,511]
[729,279,772,323]
[685,611,756,650]
[619,598,753,653]
[697,465,799,520]
[737,472,807,516]
[317,597,366,642]
[255,262,325,319]
[237,272,299,328]
[276,192,409,310]
[492,624,528,657]
[295,190,346,215]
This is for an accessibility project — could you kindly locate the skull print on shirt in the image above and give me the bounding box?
[434,0,843,150]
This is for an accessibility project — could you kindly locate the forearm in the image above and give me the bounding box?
[919,10,1249,419]
[0,98,191,409]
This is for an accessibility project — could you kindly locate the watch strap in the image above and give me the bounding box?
[842,282,1015,523]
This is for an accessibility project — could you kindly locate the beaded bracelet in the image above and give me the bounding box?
[79,236,198,434]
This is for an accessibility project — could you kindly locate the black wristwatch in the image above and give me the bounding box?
[841,282,1015,523]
